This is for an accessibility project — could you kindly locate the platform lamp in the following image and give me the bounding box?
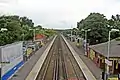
[105,28,119,80]
[29,28,40,42]
[81,29,91,56]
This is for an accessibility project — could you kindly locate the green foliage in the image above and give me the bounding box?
[43,29,56,37]
[35,25,42,29]
[77,13,120,45]
[20,16,34,27]
[77,13,108,44]
[0,15,34,46]
[0,15,56,46]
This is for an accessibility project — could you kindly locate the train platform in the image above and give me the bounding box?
[66,39,103,80]
[62,36,97,80]
[25,36,57,80]
[25,35,87,80]
[9,38,54,80]
[10,35,102,80]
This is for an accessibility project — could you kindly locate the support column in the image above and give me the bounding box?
[112,60,114,74]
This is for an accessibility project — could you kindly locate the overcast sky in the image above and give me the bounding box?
[0,0,120,29]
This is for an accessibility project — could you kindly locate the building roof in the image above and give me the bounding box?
[35,34,45,39]
[89,40,120,57]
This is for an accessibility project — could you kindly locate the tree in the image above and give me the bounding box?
[36,25,42,29]
[77,13,109,45]
[108,14,120,39]
[0,15,55,46]
[0,15,34,45]
[20,16,34,27]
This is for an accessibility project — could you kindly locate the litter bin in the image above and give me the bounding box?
[118,73,120,80]
[102,72,105,80]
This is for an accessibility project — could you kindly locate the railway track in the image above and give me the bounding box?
[61,37,85,80]
[36,35,85,80]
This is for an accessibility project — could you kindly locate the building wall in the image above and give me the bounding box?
[88,48,120,75]
[89,49,95,60]
[109,58,120,74]
[0,42,24,80]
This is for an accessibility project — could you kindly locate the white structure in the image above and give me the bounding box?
[0,42,24,80]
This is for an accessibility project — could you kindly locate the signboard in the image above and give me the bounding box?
[90,49,95,60]
[105,59,112,66]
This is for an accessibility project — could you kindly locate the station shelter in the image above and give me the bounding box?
[35,34,46,46]
[87,40,120,75]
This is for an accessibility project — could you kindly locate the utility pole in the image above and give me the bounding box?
[71,26,72,41]
[105,28,119,80]
[33,29,35,41]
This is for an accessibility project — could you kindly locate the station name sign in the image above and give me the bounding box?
[105,59,112,66]
[0,61,10,64]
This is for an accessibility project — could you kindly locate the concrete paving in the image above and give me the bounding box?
[67,40,103,80]
[9,40,52,80]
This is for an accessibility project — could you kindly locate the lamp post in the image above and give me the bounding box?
[29,29,36,41]
[70,26,73,42]
[33,29,35,41]
[75,28,79,43]
[22,33,25,41]
[29,28,39,41]
[81,29,91,55]
[75,28,79,37]
[105,28,119,80]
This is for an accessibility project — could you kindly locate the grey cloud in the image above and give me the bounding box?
[0,0,120,29]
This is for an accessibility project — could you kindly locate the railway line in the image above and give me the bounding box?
[26,35,96,80]
[36,35,85,80]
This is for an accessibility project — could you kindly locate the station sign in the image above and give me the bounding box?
[105,59,112,66]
